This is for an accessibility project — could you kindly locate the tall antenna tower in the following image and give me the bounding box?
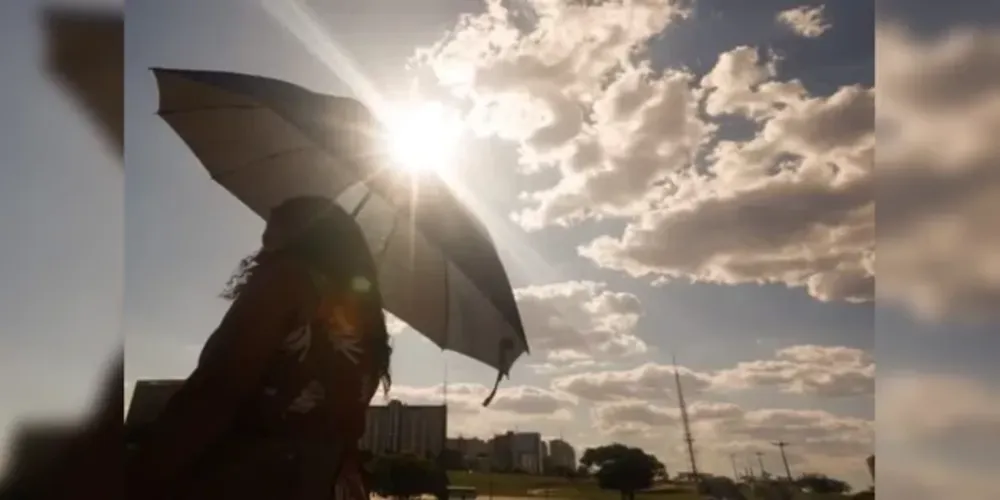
[772,441,793,481]
[672,356,700,484]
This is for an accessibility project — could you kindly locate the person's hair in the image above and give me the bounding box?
[222,196,392,394]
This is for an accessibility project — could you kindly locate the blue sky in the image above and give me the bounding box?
[2,0,999,496]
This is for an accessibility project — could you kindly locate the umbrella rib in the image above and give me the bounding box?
[158,104,262,116]
[374,213,400,264]
[209,146,316,182]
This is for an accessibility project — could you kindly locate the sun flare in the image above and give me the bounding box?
[386,101,463,174]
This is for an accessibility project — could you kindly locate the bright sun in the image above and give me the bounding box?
[386,101,463,174]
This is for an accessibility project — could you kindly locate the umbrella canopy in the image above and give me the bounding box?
[151,68,528,404]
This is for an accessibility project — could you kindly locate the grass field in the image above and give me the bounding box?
[447,471,695,499]
[445,472,857,500]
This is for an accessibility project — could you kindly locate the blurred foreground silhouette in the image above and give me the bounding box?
[0,4,123,499]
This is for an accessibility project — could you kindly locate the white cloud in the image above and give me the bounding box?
[700,45,790,119]
[551,362,715,402]
[416,2,875,305]
[713,345,874,397]
[387,382,576,438]
[876,24,1000,322]
[580,47,874,304]
[592,399,742,430]
[529,358,611,375]
[515,281,648,362]
[513,64,717,228]
[591,399,872,488]
[553,344,874,400]
[879,373,1000,500]
[776,5,832,39]
[414,0,692,145]
[388,383,576,416]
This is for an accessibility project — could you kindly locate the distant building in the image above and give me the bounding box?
[491,431,544,474]
[447,436,489,459]
[547,439,577,470]
[360,399,447,459]
[446,436,490,471]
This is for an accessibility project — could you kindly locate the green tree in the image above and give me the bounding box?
[583,445,663,500]
[437,448,466,471]
[581,443,631,471]
[795,473,852,494]
[370,453,447,499]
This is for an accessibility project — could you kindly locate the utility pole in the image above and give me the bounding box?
[673,356,700,488]
[772,441,794,482]
[755,451,767,478]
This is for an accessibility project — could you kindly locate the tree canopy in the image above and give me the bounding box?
[368,453,448,499]
[581,444,665,500]
[794,473,852,494]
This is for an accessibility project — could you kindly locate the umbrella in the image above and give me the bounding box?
[151,68,528,405]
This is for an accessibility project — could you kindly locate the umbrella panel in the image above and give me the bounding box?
[343,185,527,372]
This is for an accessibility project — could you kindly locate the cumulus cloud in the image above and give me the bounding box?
[713,345,875,397]
[513,64,717,228]
[776,5,832,39]
[415,0,692,144]
[551,362,715,402]
[879,373,1000,500]
[876,24,1000,322]
[515,281,648,362]
[415,0,707,225]
[553,344,874,400]
[387,382,576,437]
[580,47,874,304]
[416,1,875,305]
[530,358,611,375]
[592,399,742,431]
[592,399,872,487]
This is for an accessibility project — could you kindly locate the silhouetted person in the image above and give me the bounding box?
[127,196,392,500]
